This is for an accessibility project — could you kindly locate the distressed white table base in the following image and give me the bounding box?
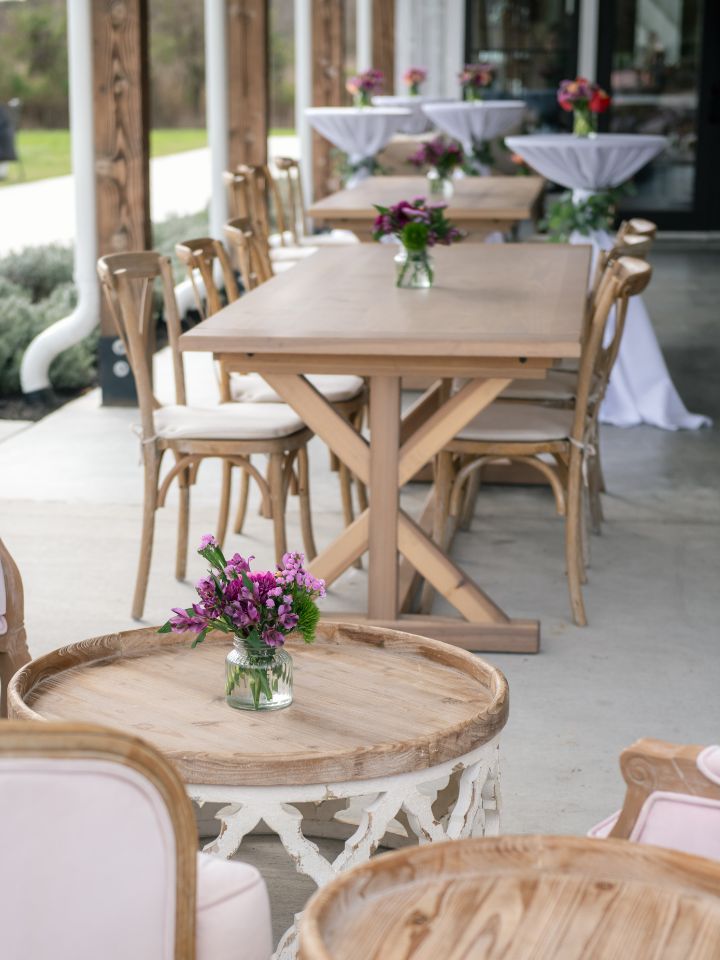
[189,739,501,959]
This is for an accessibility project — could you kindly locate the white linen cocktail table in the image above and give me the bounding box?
[372,95,457,135]
[9,622,509,960]
[506,133,709,431]
[305,107,411,187]
[423,101,526,174]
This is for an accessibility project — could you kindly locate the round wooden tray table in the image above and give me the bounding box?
[10,622,508,959]
[300,835,720,960]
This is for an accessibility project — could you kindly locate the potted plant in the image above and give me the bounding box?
[557,77,611,137]
[459,63,494,101]
[408,136,464,198]
[346,68,384,107]
[373,197,463,289]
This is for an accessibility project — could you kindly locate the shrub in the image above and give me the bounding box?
[0,244,74,302]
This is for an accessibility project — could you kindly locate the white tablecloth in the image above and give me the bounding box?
[422,101,526,158]
[372,96,457,135]
[505,133,709,431]
[505,133,668,202]
[305,107,411,166]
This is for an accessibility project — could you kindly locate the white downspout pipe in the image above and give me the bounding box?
[294,0,313,205]
[20,0,99,396]
[205,0,229,240]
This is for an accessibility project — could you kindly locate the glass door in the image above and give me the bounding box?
[465,0,579,129]
[598,0,720,228]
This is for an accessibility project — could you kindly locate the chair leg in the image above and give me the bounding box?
[338,460,362,570]
[351,408,368,513]
[296,445,317,561]
[588,452,604,534]
[132,451,162,620]
[216,461,232,549]
[175,462,190,581]
[565,450,588,626]
[233,467,251,535]
[0,644,31,718]
[459,465,482,530]
[268,451,288,565]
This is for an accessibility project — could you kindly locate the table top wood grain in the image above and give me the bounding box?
[179,243,590,360]
[307,176,545,222]
[9,622,508,787]
[300,835,720,960]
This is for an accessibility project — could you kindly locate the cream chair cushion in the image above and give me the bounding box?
[301,230,359,246]
[231,372,364,405]
[154,403,306,441]
[502,369,578,402]
[196,853,272,960]
[457,402,574,443]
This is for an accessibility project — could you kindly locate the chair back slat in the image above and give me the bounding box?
[175,237,239,319]
[97,253,185,437]
[224,218,274,291]
[275,157,306,244]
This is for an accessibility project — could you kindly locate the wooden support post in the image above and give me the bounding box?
[311,0,345,200]
[93,0,151,405]
[372,0,394,92]
[227,0,269,168]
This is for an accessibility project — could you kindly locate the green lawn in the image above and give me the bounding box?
[0,127,297,187]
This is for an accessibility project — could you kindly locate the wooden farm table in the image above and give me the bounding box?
[9,622,509,960]
[307,175,545,241]
[180,243,591,653]
[300,835,720,960]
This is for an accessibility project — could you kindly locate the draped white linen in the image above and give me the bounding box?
[305,107,411,169]
[422,101,526,162]
[505,133,709,431]
[372,95,457,135]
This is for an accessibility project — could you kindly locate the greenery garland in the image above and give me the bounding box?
[542,184,633,242]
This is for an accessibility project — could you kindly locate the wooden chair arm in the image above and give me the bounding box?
[609,738,710,839]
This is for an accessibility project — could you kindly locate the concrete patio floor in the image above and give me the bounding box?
[1,243,718,944]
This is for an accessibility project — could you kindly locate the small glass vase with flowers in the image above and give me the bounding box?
[459,63,494,101]
[160,536,325,711]
[408,136,464,198]
[373,198,463,289]
[346,68,384,107]
[557,77,611,137]
[403,66,427,97]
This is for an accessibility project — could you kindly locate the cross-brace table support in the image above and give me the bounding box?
[220,357,546,653]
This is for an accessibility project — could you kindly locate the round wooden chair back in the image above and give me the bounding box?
[573,255,652,441]
[0,537,29,717]
[224,218,274,292]
[0,721,197,959]
[174,237,239,319]
[97,252,184,441]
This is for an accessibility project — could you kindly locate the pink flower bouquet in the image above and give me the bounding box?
[459,63,494,101]
[403,66,427,96]
[346,68,384,106]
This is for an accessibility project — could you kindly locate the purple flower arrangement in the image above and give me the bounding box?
[372,197,463,249]
[403,66,427,95]
[160,536,326,652]
[408,137,464,179]
[459,64,494,100]
[346,68,384,106]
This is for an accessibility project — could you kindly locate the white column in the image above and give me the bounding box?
[356,0,372,72]
[294,0,313,204]
[578,0,599,81]
[20,0,99,394]
[205,0,229,240]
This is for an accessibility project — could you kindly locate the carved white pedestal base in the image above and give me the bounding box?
[189,737,501,959]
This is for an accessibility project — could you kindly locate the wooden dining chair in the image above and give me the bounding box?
[273,156,359,247]
[0,538,30,718]
[299,834,720,960]
[223,219,369,537]
[0,721,272,960]
[224,167,314,268]
[589,738,720,861]
[434,256,652,626]
[97,251,316,619]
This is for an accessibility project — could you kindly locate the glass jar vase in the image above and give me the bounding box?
[427,169,454,199]
[573,106,596,138]
[225,638,293,711]
[394,246,434,289]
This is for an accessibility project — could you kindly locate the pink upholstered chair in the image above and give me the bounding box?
[589,738,720,861]
[0,722,272,960]
[0,538,31,718]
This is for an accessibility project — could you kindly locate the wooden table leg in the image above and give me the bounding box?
[368,376,401,619]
